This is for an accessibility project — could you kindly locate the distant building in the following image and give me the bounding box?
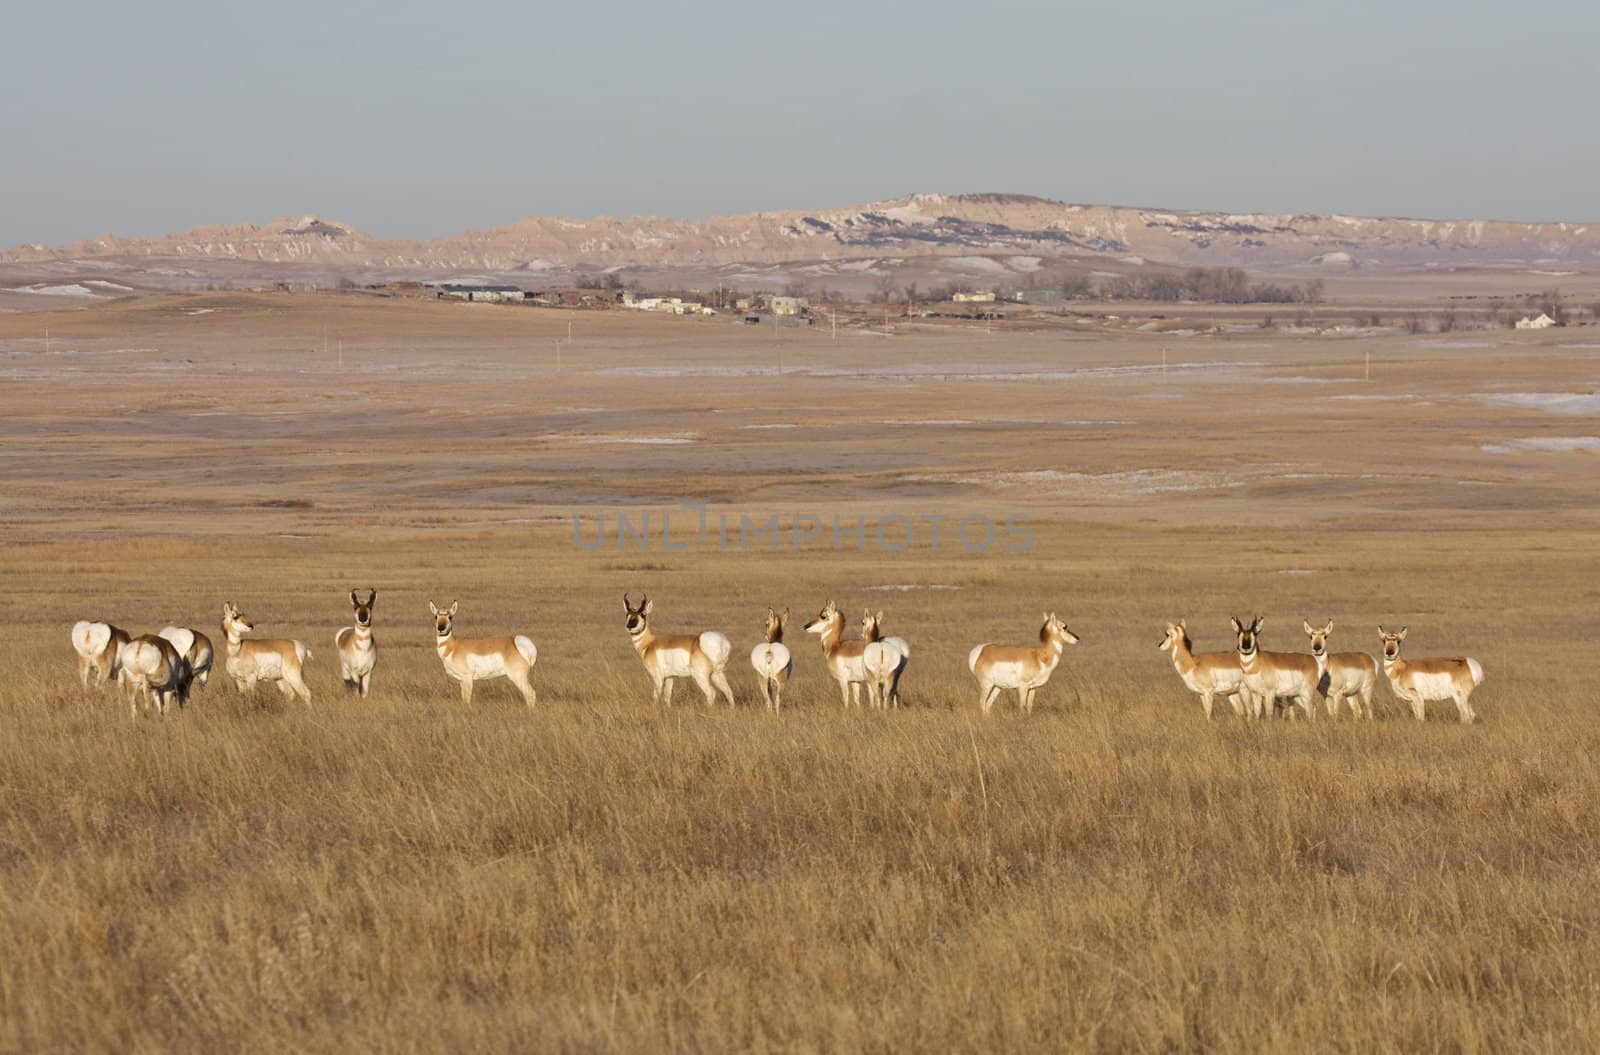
[952,290,996,303]
[1516,313,1556,330]
[767,295,810,316]
[434,283,528,303]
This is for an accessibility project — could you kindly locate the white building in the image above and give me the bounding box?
[1515,313,1556,330]
[952,290,997,303]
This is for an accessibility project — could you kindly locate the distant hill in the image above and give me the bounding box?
[6,194,1598,281]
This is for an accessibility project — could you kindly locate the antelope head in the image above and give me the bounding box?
[350,589,376,629]
[1304,619,1334,659]
[1158,618,1188,652]
[860,609,885,642]
[430,600,459,639]
[623,593,653,636]
[1231,615,1264,658]
[804,600,841,637]
[222,602,253,637]
[1378,625,1407,661]
[1042,611,1080,648]
[762,607,788,644]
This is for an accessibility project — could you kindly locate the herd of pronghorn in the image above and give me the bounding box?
[68,591,1487,723]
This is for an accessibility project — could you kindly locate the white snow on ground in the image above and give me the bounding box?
[1259,376,1362,384]
[1481,437,1600,454]
[865,584,961,592]
[945,256,1010,273]
[539,434,696,445]
[82,280,133,292]
[1006,256,1043,272]
[591,360,1265,382]
[1478,392,1600,415]
[7,283,98,297]
[877,418,977,426]
[184,308,215,316]
[740,423,800,430]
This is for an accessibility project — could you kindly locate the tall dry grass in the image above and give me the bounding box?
[2,523,1597,1051]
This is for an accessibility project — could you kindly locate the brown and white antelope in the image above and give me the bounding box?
[749,607,792,712]
[222,601,312,704]
[861,609,911,709]
[803,600,873,708]
[71,620,131,690]
[969,612,1079,716]
[1378,626,1484,723]
[1303,620,1378,719]
[1158,620,1248,719]
[1231,615,1321,719]
[117,634,192,718]
[158,626,214,689]
[430,600,537,707]
[623,593,734,707]
[336,589,378,698]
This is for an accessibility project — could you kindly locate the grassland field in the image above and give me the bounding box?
[2,290,1598,1051]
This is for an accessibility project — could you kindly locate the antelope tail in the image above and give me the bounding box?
[1467,657,1484,686]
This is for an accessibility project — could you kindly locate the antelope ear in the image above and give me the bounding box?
[1398,626,1407,639]
[1303,620,1315,635]
[1253,616,1266,632]
[875,610,884,623]
[448,601,459,617]
[1322,620,1332,635]
[780,607,789,624]
[1178,617,1186,630]
[429,601,439,616]
[1231,617,1244,633]
[642,598,653,616]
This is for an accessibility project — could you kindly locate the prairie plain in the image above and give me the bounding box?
[2,290,1599,1051]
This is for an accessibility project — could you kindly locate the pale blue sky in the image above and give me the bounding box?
[3,0,1595,246]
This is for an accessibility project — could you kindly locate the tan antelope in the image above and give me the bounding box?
[1303,620,1378,719]
[1231,615,1321,719]
[1158,620,1248,719]
[803,600,873,708]
[969,612,1080,716]
[158,626,214,689]
[623,594,734,707]
[430,600,537,707]
[71,620,131,690]
[117,634,192,718]
[861,609,911,709]
[336,589,378,698]
[222,601,312,704]
[749,607,792,712]
[1378,626,1484,723]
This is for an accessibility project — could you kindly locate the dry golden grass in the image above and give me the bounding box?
[2,293,1599,1050]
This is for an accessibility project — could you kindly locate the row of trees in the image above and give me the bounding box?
[1098,268,1325,305]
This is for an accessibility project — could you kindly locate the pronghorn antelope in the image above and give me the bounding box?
[1231,615,1321,719]
[749,607,792,712]
[969,612,1079,716]
[117,634,191,718]
[1303,620,1378,719]
[222,602,313,704]
[803,600,873,708]
[1378,626,1484,723]
[70,620,131,690]
[430,600,537,707]
[860,609,911,709]
[336,589,378,698]
[1158,620,1248,719]
[158,626,214,689]
[623,594,735,707]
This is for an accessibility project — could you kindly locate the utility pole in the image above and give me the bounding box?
[338,338,343,369]
[1364,349,1371,382]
